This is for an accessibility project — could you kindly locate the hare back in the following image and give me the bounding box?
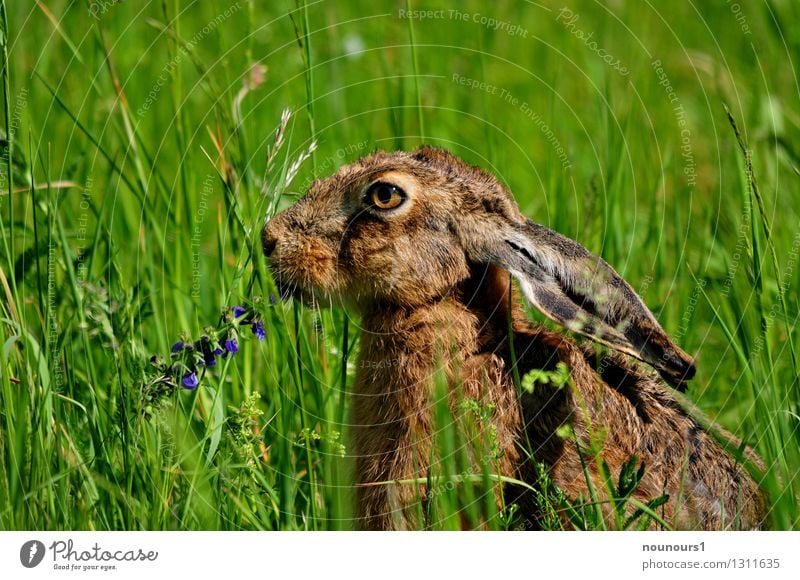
[512,328,766,530]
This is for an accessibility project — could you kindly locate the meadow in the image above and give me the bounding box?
[0,0,798,530]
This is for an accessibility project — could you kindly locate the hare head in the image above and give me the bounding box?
[263,145,695,385]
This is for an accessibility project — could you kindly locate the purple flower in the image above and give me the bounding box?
[233,306,246,318]
[214,348,223,356]
[203,348,219,367]
[252,321,266,341]
[225,338,239,354]
[269,294,277,305]
[181,372,199,389]
[171,341,185,353]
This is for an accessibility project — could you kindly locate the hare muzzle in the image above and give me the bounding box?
[262,205,345,304]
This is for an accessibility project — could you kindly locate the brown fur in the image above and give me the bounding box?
[263,146,766,530]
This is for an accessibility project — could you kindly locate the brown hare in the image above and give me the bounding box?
[262,145,765,531]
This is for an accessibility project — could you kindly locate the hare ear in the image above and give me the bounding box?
[469,218,696,386]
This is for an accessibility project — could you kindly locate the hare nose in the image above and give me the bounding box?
[263,237,276,257]
[262,226,278,257]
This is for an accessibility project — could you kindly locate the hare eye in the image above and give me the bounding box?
[367,182,406,210]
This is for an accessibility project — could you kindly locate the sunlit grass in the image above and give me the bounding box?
[0,0,798,530]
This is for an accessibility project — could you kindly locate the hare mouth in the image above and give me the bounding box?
[277,280,302,301]
[276,279,338,309]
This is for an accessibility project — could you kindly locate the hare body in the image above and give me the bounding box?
[264,146,766,530]
[353,265,764,530]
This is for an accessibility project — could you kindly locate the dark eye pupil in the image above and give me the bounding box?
[367,181,405,209]
[377,185,394,204]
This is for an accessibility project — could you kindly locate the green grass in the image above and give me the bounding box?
[1,0,799,530]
